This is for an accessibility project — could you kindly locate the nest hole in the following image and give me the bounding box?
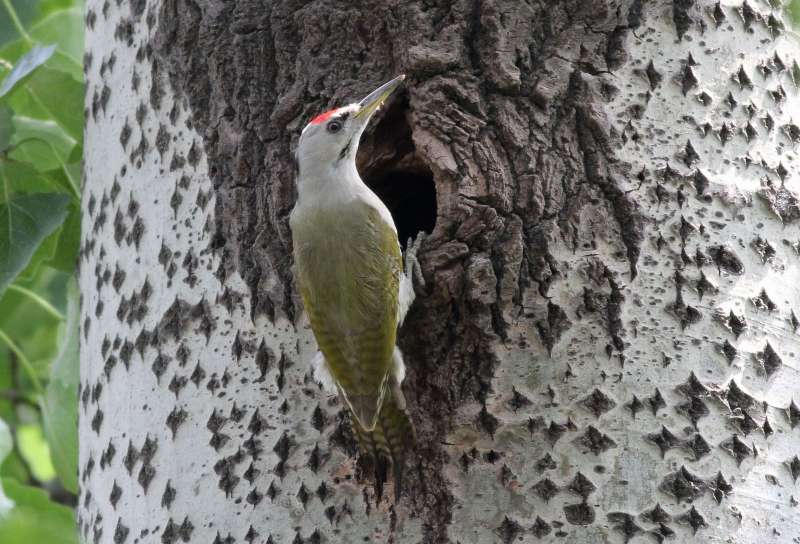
[357,94,437,251]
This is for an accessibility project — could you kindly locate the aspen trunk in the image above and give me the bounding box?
[79,0,800,542]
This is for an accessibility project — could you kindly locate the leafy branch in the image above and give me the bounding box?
[0,328,42,394]
[0,1,83,541]
[1,0,32,46]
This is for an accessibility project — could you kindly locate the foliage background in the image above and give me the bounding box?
[0,0,82,541]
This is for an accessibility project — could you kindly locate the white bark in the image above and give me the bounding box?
[79,0,800,543]
[79,2,394,542]
[449,2,800,541]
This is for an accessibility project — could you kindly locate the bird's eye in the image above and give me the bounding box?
[326,119,343,133]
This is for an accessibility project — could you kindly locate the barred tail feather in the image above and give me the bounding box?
[351,375,415,501]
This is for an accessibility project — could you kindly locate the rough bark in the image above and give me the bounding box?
[79,0,800,542]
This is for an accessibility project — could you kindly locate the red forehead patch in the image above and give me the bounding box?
[309,108,338,125]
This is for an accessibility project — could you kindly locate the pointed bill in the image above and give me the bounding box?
[353,74,405,123]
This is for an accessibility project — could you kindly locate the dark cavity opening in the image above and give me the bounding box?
[357,94,437,251]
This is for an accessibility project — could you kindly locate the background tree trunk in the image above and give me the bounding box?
[79,0,800,542]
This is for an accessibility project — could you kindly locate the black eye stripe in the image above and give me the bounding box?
[338,111,350,121]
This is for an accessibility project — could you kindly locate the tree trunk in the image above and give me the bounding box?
[79,0,800,542]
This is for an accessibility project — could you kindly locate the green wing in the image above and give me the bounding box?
[295,201,401,430]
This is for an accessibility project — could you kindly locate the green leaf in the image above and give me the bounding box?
[0,157,81,202]
[0,40,26,67]
[0,162,81,277]
[0,478,78,543]
[15,424,55,482]
[0,268,67,392]
[6,66,83,141]
[36,0,80,20]
[14,224,60,284]
[0,104,11,151]
[66,142,80,164]
[44,163,80,198]
[0,348,13,424]
[9,116,76,170]
[0,44,55,99]
[0,192,70,293]
[47,202,78,272]
[0,1,38,50]
[0,159,64,196]
[0,450,30,483]
[40,277,77,493]
[0,6,86,77]
[28,8,83,70]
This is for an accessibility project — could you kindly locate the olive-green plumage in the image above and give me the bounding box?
[293,201,401,431]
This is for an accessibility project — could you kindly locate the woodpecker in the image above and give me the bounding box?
[290,75,423,497]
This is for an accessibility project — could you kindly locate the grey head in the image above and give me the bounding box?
[295,74,405,182]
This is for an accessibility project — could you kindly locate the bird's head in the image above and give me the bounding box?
[295,74,405,179]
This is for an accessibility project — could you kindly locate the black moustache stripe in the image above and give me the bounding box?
[338,137,352,161]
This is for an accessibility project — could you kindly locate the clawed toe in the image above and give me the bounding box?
[404,232,427,289]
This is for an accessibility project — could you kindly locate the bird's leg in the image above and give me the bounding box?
[398,232,426,326]
[404,232,426,290]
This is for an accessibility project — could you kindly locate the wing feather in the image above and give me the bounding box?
[294,200,401,430]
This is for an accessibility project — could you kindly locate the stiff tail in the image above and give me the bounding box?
[351,375,415,501]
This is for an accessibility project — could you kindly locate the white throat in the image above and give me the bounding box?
[293,153,396,234]
[296,153,365,206]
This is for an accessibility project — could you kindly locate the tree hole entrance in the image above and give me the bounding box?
[356,94,437,251]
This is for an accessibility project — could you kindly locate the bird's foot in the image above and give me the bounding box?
[404,232,427,290]
[398,232,426,326]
